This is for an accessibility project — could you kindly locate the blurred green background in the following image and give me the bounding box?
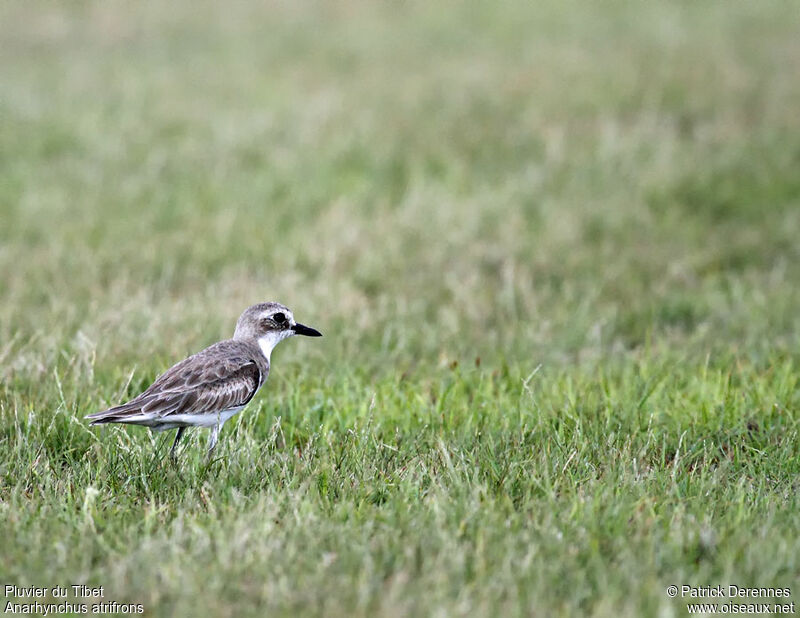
[2,0,797,370]
[1,1,799,616]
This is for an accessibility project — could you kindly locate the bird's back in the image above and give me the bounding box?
[87,339,269,425]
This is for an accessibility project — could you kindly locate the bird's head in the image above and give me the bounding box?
[233,301,322,359]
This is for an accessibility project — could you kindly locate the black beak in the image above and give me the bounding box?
[291,322,322,337]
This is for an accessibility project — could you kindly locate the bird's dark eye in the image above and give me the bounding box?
[273,312,286,324]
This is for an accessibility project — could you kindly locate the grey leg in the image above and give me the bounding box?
[206,424,220,460]
[170,427,186,461]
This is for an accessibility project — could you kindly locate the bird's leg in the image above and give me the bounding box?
[170,427,186,461]
[206,424,220,461]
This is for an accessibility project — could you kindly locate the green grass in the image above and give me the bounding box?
[2,1,800,616]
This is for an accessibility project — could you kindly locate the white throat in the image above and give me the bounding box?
[257,331,293,361]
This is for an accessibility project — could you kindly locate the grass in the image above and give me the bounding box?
[1,1,800,616]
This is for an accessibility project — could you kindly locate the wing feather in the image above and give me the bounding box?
[86,341,264,424]
[138,364,260,418]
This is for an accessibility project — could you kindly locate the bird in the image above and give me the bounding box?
[85,302,322,460]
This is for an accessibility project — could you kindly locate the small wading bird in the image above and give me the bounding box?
[86,302,321,460]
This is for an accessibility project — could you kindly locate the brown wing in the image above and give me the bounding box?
[136,363,261,418]
[87,341,264,423]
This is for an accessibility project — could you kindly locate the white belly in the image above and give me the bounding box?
[147,406,246,431]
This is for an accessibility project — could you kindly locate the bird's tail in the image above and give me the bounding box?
[85,401,144,425]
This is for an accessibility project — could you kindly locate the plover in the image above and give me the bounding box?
[86,302,321,460]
